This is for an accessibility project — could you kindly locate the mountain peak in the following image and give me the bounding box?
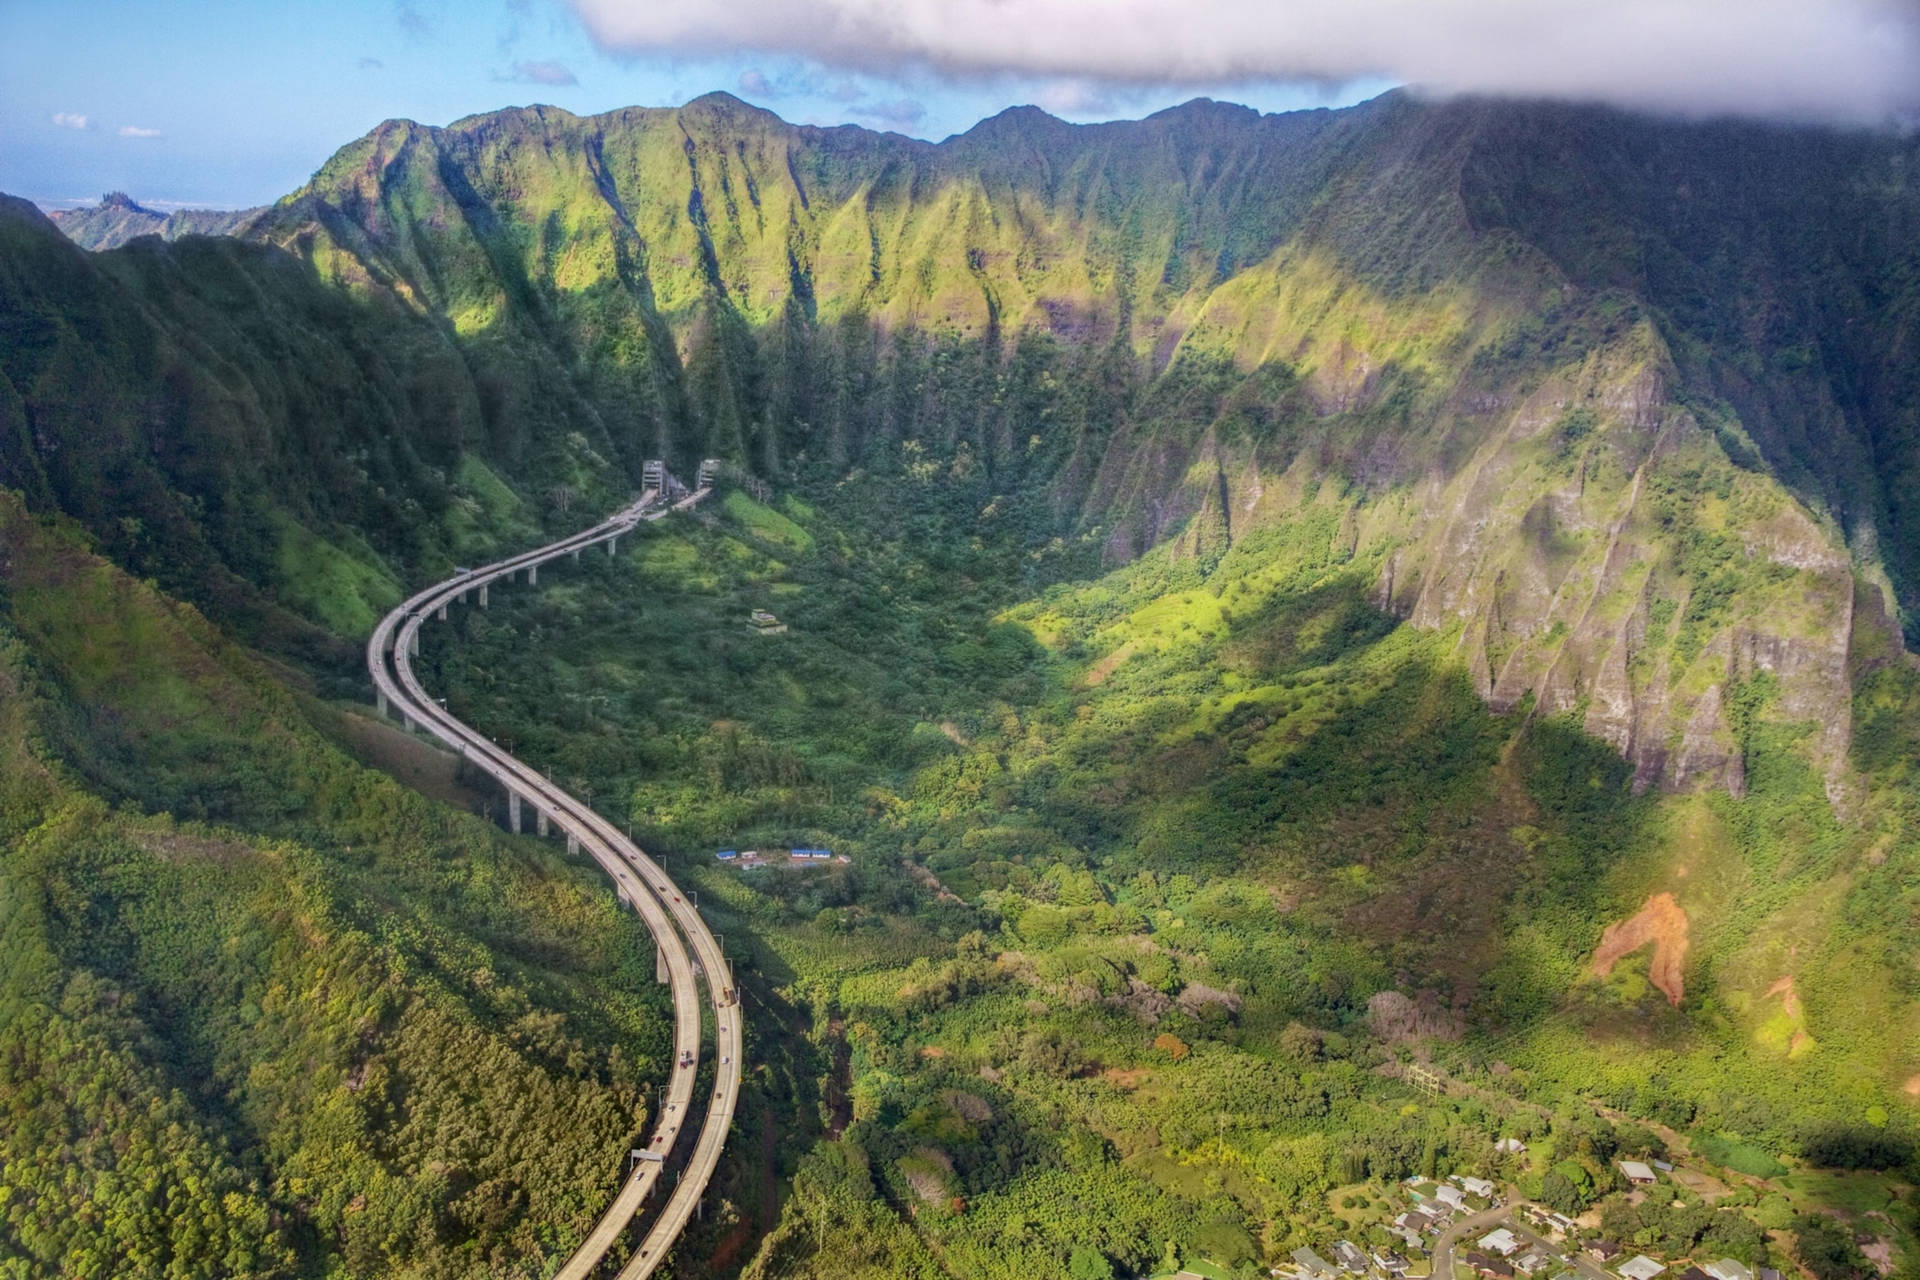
[100,191,155,213]
[951,103,1071,144]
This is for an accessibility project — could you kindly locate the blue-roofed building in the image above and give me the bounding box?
[716,849,738,861]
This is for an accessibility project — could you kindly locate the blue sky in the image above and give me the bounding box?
[0,0,1386,211]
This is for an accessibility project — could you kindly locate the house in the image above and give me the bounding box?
[1373,1252,1412,1276]
[1435,1185,1468,1211]
[1468,1254,1515,1279]
[1333,1240,1370,1273]
[1461,1176,1498,1199]
[1515,1250,1556,1275]
[1653,1160,1675,1172]
[1675,1267,1713,1280]
[1704,1261,1753,1280]
[1547,1214,1578,1235]
[1498,1138,1529,1155]
[1758,1269,1783,1280]
[1589,1243,1623,1263]
[1619,1160,1659,1185]
[716,849,738,861]
[1292,1248,1340,1280]
[1619,1256,1667,1280]
[1395,1211,1436,1236]
[1480,1230,1521,1257]
[747,610,787,635]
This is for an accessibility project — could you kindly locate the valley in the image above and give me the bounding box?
[1,84,1918,1280]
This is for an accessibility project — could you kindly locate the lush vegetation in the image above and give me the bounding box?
[0,495,673,1278]
[434,457,1919,1279]
[1,86,1917,1280]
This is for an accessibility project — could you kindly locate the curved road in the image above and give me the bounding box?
[367,486,742,1280]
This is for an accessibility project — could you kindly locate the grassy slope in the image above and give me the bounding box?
[0,493,671,1279]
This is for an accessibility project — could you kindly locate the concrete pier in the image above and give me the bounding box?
[528,564,538,585]
[609,536,618,557]
[537,809,549,838]
[657,945,670,984]
[437,604,447,621]
[567,832,579,855]
[508,791,522,834]
[479,583,488,607]
[376,689,388,717]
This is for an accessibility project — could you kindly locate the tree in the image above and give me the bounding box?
[1070,1245,1115,1280]
[1154,1033,1191,1061]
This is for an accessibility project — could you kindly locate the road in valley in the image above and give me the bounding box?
[367,482,740,1280]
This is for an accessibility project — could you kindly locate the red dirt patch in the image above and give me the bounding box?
[1593,892,1690,1006]
[1082,640,1137,687]
[1904,1074,1920,1098]
[1104,1067,1152,1090]
[919,1045,947,1059]
[1765,975,1801,1018]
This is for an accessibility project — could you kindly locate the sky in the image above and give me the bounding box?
[3,0,1915,212]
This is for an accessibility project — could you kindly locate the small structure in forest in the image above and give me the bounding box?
[747,609,787,635]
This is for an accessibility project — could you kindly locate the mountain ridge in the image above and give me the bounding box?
[5,87,1920,1280]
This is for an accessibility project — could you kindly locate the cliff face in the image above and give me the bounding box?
[4,93,1916,799]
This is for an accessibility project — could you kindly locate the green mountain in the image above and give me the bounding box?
[48,191,264,251]
[2,90,1919,1279]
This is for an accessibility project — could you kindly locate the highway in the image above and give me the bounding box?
[366,481,741,1280]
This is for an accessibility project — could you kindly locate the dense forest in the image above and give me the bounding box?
[2,88,1918,1278]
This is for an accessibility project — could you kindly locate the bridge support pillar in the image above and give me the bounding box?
[536,809,549,838]
[608,536,618,557]
[528,564,538,586]
[376,689,388,718]
[479,584,489,608]
[657,944,670,984]
[409,630,419,657]
[508,791,522,834]
[566,832,579,855]
[436,604,447,621]
[572,547,580,562]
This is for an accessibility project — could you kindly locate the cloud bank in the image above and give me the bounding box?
[511,58,579,86]
[118,126,164,140]
[565,0,1920,123]
[51,112,91,130]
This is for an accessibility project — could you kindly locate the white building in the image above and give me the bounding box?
[1479,1230,1520,1257]
[1619,1257,1667,1280]
[1619,1160,1658,1185]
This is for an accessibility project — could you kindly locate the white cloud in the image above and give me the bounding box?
[851,97,927,129]
[118,126,164,139]
[1034,79,1120,118]
[51,112,90,130]
[739,67,775,96]
[563,0,1920,123]
[512,58,579,85]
